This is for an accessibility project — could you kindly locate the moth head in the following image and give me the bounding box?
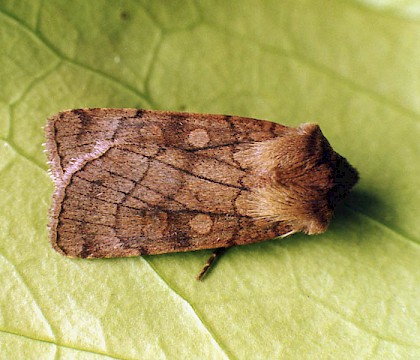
[247,123,359,235]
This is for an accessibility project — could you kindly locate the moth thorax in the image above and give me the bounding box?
[247,123,359,235]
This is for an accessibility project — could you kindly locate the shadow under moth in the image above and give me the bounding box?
[45,109,359,280]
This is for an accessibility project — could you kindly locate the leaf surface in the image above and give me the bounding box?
[0,1,419,358]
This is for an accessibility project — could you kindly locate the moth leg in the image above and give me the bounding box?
[196,247,228,281]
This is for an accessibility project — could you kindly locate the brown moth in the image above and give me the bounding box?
[45,109,358,279]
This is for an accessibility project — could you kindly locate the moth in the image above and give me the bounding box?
[45,109,359,279]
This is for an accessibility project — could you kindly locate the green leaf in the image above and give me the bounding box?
[0,1,419,358]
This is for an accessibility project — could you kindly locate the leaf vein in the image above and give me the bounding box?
[142,258,234,359]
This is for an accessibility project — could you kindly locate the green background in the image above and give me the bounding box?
[0,0,419,359]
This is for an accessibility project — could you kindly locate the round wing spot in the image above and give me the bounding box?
[188,129,210,147]
[189,214,213,234]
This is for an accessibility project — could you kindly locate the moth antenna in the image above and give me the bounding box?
[197,247,228,281]
[279,230,296,238]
